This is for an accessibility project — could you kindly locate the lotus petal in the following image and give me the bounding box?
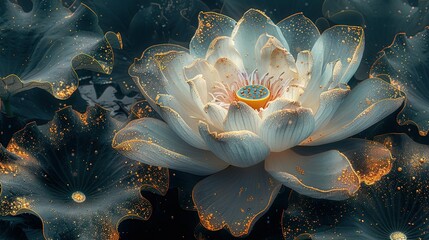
[265,148,359,200]
[192,164,281,237]
[232,9,289,72]
[199,122,270,167]
[260,107,315,152]
[304,78,404,145]
[190,12,237,59]
[277,13,320,58]
[113,117,228,175]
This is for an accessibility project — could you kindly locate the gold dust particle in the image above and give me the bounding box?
[296,166,305,175]
[397,167,402,172]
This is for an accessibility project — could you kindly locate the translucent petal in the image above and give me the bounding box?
[260,107,315,152]
[113,118,228,175]
[304,78,404,145]
[232,9,289,72]
[267,47,298,85]
[255,34,282,74]
[156,94,207,149]
[374,133,429,180]
[213,57,243,86]
[192,164,281,237]
[198,122,270,168]
[309,25,364,90]
[153,50,196,105]
[313,87,350,130]
[129,44,188,112]
[224,102,261,133]
[206,37,245,71]
[277,13,320,58]
[294,50,313,88]
[304,138,393,186]
[190,12,237,58]
[265,148,359,200]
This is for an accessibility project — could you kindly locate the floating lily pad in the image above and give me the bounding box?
[0,106,169,239]
[0,0,121,99]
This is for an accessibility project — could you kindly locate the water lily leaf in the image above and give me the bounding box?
[0,106,169,239]
[0,0,121,99]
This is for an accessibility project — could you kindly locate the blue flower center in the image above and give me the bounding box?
[235,85,271,109]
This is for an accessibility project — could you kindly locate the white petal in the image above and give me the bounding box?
[265,148,360,200]
[313,87,350,130]
[187,74,208,105]
[300,60,338,111]
[190,12,236,58]
[193,164,281,237]
[184,59,220,90]
[154,50,195,104]
[213,57,243,85]
[232,9,289,72]
[156,94,207,149]
[261,107,315,152]
[268,47,298,84]
[304,78,404,145]
[326,138,393,185]
[295,50,313,88]
[310,25,364,87]
[113,118,228,175]
[255,34,285,75]
[129,44,188,112]
[198,121,270,167]
[204,103,227,131]
[224,101,261,133]
[206,36,245,71]
[282,85,305,102]
[277,13,320,58]
[261,98,299,119]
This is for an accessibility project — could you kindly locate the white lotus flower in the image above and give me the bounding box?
[114,9,403,237]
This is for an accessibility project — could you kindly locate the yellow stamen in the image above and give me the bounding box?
[71,191,86,203]
[390,231,407,240]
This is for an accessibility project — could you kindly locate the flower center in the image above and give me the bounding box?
[235,84,271,110]
[71,191,86,203]
[390,232,407,240]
